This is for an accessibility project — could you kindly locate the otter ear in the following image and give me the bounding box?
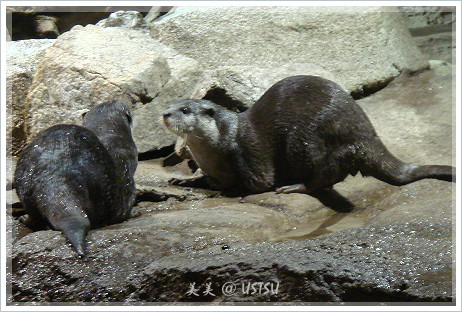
[81,111,88,119]
[205,108,215,117]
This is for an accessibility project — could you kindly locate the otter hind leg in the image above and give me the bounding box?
[168,175,210,188]
[18,212,48,231]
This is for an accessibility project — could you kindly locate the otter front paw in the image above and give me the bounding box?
[276,184,308,194]
[168,175,209,188]
[18,215,29,226]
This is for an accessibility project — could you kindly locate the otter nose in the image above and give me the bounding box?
[163,113,171,119]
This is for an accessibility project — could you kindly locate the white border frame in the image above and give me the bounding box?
[1,1,460,311]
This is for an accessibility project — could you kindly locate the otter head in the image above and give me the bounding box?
[163,99,229,144]
[82,102,133,132]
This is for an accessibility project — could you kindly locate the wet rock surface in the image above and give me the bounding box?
[8,63,454,303]
[132,223,453,302]
[10,224,453,303]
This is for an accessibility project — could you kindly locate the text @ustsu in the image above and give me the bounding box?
[186,280,280,297]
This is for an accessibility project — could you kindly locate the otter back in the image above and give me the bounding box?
[14,102,138,256]
[239,75,455,192]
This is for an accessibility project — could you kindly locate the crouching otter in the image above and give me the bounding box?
[14,102,138,256]
[162,75,455,209]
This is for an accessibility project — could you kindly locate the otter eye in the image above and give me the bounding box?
[180,107,191,114]
[205,108,215,117]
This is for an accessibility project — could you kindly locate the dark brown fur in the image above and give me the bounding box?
[164,76,455,209]
[14,102,137,256]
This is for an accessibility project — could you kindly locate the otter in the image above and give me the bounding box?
[14,102,138,256]
[162,75,455,209]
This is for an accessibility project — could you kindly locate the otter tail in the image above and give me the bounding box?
[49,214,91,257]
[360,144,455,185]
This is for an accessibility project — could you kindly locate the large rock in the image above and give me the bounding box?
[10,223,452,302]
[135,223,453,302]
[24,21,200,153]
[190,63,340,111]
[6,39,55,154]
[151,6,428,93]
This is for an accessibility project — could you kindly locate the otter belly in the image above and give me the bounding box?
[187,143,236,189]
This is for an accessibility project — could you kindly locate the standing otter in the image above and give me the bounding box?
[14,102,137,256]
[163,75,454,209]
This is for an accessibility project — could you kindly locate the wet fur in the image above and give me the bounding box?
[163,76,455,207]
[14,102,137,256]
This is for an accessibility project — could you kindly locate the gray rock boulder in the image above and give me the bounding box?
[24,23,200,154]
[151,6,428,93]
[190,63,340,111]
[6,39,55,154]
